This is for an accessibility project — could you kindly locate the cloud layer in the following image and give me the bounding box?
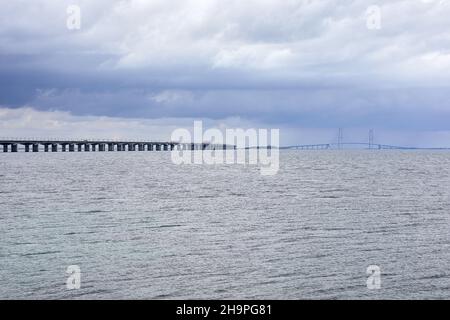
[1,0,450,144]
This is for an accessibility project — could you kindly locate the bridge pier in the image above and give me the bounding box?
[44,144,49,152]
[77,144,82,152]
[61,144,67,152]
[108,144,114,151]
[32,144,39,152]
[3,144,8,152]
[69,144,75,152]
[84,144,90,152]
[11,144,18,152]
[52,144,57,152]
[92,144,97,152]
[24,144,30,152]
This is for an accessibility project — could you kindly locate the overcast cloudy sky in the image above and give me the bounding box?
[1,0,450,146]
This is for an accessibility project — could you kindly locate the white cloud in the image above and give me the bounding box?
[0,106,267,141]
[0,106,179,140]
[2,0,450,79]
[149,90,195,104]
[212,45,295,69]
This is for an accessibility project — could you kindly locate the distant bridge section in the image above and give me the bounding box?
[282,142,450,150]
[282,144,331,150]
[281,129,450,150]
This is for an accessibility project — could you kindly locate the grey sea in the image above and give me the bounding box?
[1,150,449,299]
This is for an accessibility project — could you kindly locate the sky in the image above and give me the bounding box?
[1,0,450,146]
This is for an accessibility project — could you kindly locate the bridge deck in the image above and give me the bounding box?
[0,139,235,152]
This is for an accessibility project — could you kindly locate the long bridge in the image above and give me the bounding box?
[0,138,233,153]
[2,130,450,152]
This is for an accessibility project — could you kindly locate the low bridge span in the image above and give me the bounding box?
[0,139,234,153]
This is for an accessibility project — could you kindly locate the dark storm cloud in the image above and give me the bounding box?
[1,0,450,134]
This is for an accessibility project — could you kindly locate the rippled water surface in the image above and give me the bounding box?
[1,151,449,299]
